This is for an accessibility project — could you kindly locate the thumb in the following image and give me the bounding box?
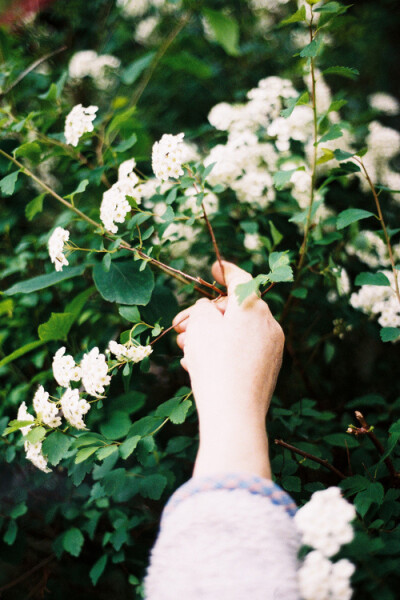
[211,260,252,295]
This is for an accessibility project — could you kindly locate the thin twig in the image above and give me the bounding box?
[150,314,188,346]
[0,555,54,593]
[261,282,277,297]
[356,157,400,305]
[130,13,191,108]
[275,439,346,480]
[0,149,219,297]
[0,46,67,98]
[350,411,399,480]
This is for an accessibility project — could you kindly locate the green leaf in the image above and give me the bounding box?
[333,149,355,161]
[156,397,192,425]
[63,528,84,557]
[139,474,167,500]
[114,133,137,153]
[42,431,73,466]
[119,305,141,323]
[282,476,301,492]
[0,340,46,369]
[100,412,131,440]
[0,171,19,196]
[202,8,240,56]
[97,446,119,461]
[38,312,76,342]
[121,52,156,85]
[75,446,99,464]
[355,272,391,287]
[90,555,108,586]
[336,208,374,230]
[93,260,154,305]
[269,252,293,282]
[380,327,400,343]
[292,287,308,299]
[14,142,41,161]
[3,419,34,436]
[324,433,359,448]
[3,521,17,545]
[65,179,89,202]
[25,193,45,221]
[119,435,141,459]
[10,502,27,519]
[235,274,270,305]
[65,287,95,316]
[281,91,310,118]
[273,169,297,190]
[318,124,343,144]
[4,265,86,296]
[323,66,359,80]
[278,5,306,27]
[24,426,46,444]
[164,51,213,79]
[299,37,323,58]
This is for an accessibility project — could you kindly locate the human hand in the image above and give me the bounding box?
[173,260,284,478]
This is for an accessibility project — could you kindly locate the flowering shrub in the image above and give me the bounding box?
[0,0,400,597]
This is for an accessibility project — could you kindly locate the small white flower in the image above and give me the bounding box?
[60,388,90,430]
[152,133,185,181]
[24,440,51,473]
[69,50,120,89]
[48,227,69,272]
[108,340,152,363]
[17,401,34,436]
[64,104,98,147]
[244,232,263,252]
[52,347,81,388]
[295,487,356,558]
[100,159,140,233]
[80,347,111,397]
[32,385,61,428]
[369,92,400,116]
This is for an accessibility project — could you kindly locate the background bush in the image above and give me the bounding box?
[0,0,400,598]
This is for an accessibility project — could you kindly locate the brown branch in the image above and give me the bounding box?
[275,439,346,480]
[261,282,277,297]
[351,411,399,480]
[0,46,67,98]
[0,555,54,593]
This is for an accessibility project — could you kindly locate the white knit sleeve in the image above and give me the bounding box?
[144,474,301,600]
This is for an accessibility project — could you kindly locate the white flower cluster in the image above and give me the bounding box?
[205,73,344,214]
[52,347,82,387]
[295,487,356,600]
[64,104,98,147]
[346,230,400,270]
[33,385,61,428]
[369,92,400,116]
[69,50,120,89]
[100,159,141,233]
[17,399,51,473]
[134,15,160,45]
[108,340,153,363]
[152,133,185,181]
[60,388,90,430]
[299,551,355,600]
[350,270,400,329]
[295,487,356,557]
[48,227,69,272]
[80,347,111,397]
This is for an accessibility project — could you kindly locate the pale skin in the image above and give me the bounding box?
[173,260,285,480]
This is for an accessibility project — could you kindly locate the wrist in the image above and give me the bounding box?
[193,417,271,479]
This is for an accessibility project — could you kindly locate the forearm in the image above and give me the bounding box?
[194,415,271,479]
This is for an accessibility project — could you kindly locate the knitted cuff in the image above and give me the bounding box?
[162,473,297,520]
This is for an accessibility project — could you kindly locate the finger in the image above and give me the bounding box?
[185,298,223,338]
[176,332,186,350]
[172,310,191,332]
[212,295,228,314]
[180,357,188,371]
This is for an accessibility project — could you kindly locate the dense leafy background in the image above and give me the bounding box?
[0,0,400,598]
